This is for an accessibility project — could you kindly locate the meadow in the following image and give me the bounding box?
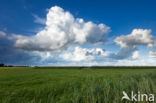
[0,67,155,103]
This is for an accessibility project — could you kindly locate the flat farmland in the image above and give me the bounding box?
[0,67,155,103]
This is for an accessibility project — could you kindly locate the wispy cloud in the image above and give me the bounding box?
[0,31,6,38]
[33,14,46,25]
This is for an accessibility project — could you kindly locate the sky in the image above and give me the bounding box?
[0,0,156,66]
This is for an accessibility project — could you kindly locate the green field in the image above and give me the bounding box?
[0,67,156,103]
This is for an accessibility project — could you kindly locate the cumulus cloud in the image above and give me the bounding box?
[14,6,110,52]
[61,46,110,61]
[112,29,155,60]
[115,29,154,48]
[0,31,6,38]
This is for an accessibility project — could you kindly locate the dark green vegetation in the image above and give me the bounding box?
[0,67,155,103]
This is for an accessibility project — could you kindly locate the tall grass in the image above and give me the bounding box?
[0,67,155,103]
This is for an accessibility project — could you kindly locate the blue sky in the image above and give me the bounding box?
[0,0,156,66]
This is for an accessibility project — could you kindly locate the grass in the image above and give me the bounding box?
[0,67,155,103]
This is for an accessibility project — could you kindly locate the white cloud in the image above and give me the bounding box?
[0,31,6,37]
[61,46,110,61]
[147,43,154,48]
[34,51,52,59]
[14,6,110,52]
[132,51,139,59]
[115,29,154,48]
[112,29,154,60]
[149,51,156,58]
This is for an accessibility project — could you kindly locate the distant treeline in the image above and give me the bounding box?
[33,66,156,69]
[1,63,156,69]
[0,63,28,67]
[0,63,14,67]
